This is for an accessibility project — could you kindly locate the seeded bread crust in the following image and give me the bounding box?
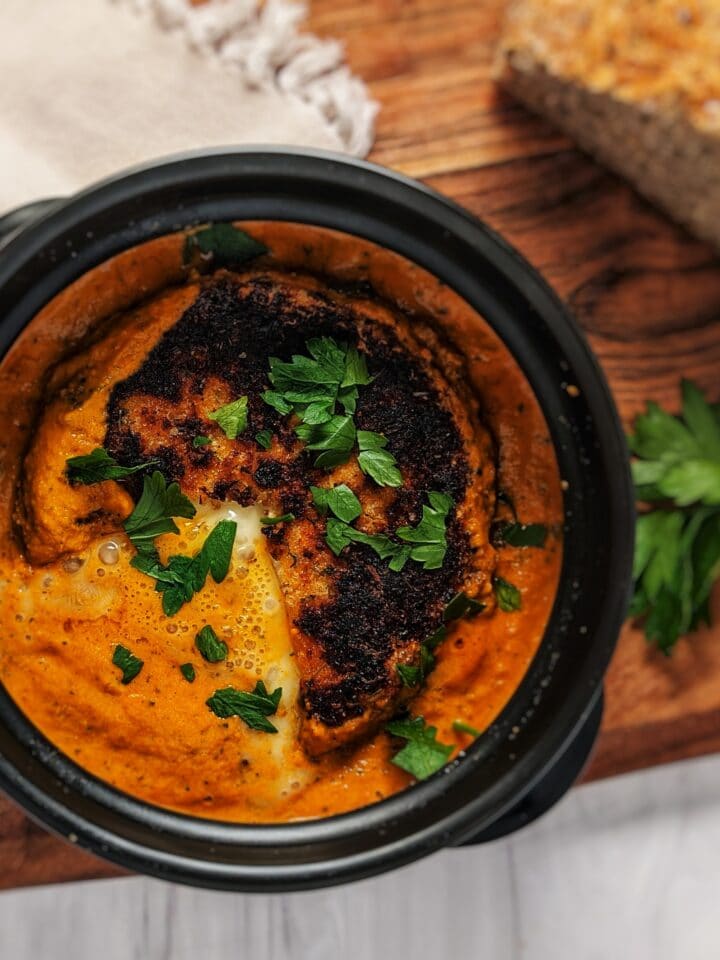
[496,0,720,248]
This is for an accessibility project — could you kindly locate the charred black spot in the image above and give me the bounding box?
[253,459,285,489]
[75,508,115,526]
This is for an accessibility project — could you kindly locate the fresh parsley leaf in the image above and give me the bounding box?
[396,491,454,570]
[324,517,402,563]
[112,644,143,684]
[443,592,485,622]
[195,625,228,663]
[183,223,267,268]
[357,430,402,487]
[296,414,356,468]
[123,471,196,555]
[192,436,211,448]
[255,429,273,450]
[493,521,547,547]
[206,681,282,733]
[262,390,294,415]
[629,380,720,505]
[310,484,362,523]
[208,396,248,440]
[386,716,453,780]
[260,513,295,525]
[202,519,237,583]
[494,576,522,612]
[630,381,720,653]
[396,663,422,687]
[131,519,236,616]
[452,719,480,737]
[180,662,196,683]
[66,447,156,485]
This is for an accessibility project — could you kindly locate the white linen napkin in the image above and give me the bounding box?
[0,0,377,211]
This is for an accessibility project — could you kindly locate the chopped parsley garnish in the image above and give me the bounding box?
[180,663,196,683]
[630,380,720,654]
[131,519,237,616]
[206,681,282,733]
[452,719,480,737]
[396,663,422,687]
[123,471,196,556]
[321,490,453,572]
[493,576,522,612]
[195,625,228,663]
[296,414,356,468]
[260,513,295,525]
[255,429,273,450]
[263,337,401,483]
[443,591,485,621]
[192,435,212,448]
[493,521,547,548]
[208,396,248,440]
[386,716,454,780]
[396,491,454,570]
[66,447,156,485]
[112,644,144,684]
[356,431,402,488]
[310,484,362,523]
[183,223,267,268]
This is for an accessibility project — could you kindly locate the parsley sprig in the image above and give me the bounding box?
[206,681,282,733]
[123,471,196,556]
[386,716,453,780]
[131,519,237,616]
[66,447,157,485]
[320,491,454,572]
[263,337,402,485]
[630,380,720,653]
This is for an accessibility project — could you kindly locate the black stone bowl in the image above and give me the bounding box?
[0,148,634,890]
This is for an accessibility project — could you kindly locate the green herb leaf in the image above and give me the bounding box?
[386,716,454,780]
[357,430,402,487]
[180,662,196,683]
[396,492,454,570]
[296,414,356,468]
[183,223,267,268]
[195,625,228,663]
[112,644,144,684]
[493,576,522,612]
[208,396,248,440]
[131,519,236,616]
[192,436,212,448]
[206,681,282,733]
[310,484,362,523]
[66,447,156,485]
[202,519,237,583]
[260,513,295,526]
[452,719,480,737]
[255,429,273,450]
[124,471,196,555]
[494,521,547,547]
[396,663,422,687]
[262,390,293,415]
[443,592,485,622]
[630,382,720,653]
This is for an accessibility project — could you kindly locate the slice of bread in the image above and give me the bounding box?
[496,0,720,247]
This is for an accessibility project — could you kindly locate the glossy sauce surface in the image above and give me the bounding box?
[0,223,563,821]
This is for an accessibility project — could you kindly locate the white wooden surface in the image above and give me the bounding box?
[1,754,719,959]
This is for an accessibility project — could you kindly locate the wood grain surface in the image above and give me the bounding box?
[2,0,720,889]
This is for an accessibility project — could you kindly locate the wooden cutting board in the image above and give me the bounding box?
[2,0,720,890]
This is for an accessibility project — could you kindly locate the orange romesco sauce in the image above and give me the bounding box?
[0,223,563,822]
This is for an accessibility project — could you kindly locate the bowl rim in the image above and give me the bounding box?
[0,146,635,890]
